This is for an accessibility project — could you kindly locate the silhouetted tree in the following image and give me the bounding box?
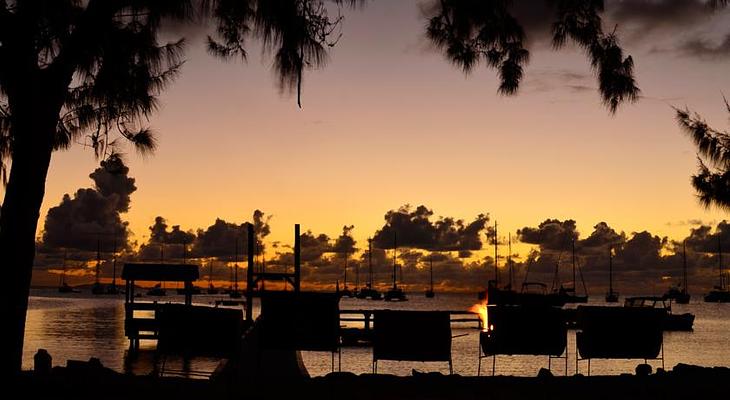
[425,0,640,113]
[0,0,356,375]
[0,0,639,374]
[676,99,730,210]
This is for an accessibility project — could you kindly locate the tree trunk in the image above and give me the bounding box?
[0,103,57,375]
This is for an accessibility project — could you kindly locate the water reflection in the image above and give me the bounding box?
[23,290,730,377]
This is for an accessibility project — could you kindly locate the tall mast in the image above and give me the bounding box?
[682,240,688,292]
[61,249,68,286]
[508,233,513,289]
[209,261,214,287]
[355,261,359,290]
[719,237,724,290]
[609,245,613,294]
[430,256,434,291]
[572,239,576,290]
[234,239,239,292]
[343,252,348,289]
[368,238,373,287]
[393,232,397,289]
[95,237,101,285]
[494,221,498,285]
[111,230,117,289]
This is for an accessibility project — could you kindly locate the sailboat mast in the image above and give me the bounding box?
[368,238,373,287]
[609,245,613,293]
[234,239,239,292]
[209,261,214,287]
[61,249,68,286]
[719,237,724,290]
[572,239,576,290]
[430,256,434,291]
[494,221,498,285]
[508,233,513,288]
[682,240,688,291]
[111,231,117,288]
[344,252,348,289]
[95,238,101,285]
[393,232,397,289]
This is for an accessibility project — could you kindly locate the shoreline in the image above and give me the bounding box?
[15,362,730,400]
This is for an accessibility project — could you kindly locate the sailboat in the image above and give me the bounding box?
[704,238,730,302]
[356,239,382,300]
[425,256,435,298]
[58,251,80,293]
[105,232,121,295]
[147,243,167,296]
[207,261,220,294]
[91,239,105,295]
[485,223,521,305]
[229,239,242,299]
[384,233,407,301]
[665,240,690,304]
[605,245,619,303]
[340,252,353,298]
[557,239,588,303]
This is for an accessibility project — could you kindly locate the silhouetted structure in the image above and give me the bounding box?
[425,256,435,298]
[665,240,690,304]
[340,252,353,298]
[121,263,199,351]
[478,305,567,376]
[372,310,452,373]
[704,238,730,302]
[576,306,664,375]
[246,224,302,322]
[605,245,619,303]
[356,239,382,300]
[384,233,407,301]
[624,296,694,331]
[557,240,588,303]
[91,239,105,295]
[156,304,243,377]
[260,291,341,371]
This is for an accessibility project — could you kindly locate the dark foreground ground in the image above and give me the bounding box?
[11,363,730,400]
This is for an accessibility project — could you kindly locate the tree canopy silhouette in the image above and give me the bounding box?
[676,99,730,210]
[0,0,639,374]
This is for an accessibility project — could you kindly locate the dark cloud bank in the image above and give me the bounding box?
[33,159,730,293]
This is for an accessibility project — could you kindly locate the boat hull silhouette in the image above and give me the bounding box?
[704,289,730,303]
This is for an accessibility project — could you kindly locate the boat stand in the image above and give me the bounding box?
[478,351,567,377]
[373,359,453,375]
[575,342,664,376]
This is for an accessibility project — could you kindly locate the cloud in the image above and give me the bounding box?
[579,222,626,250]
[188,210,272,260]
[678,33,730,58]
[682,220,730,252]
[192,218,247,260]
[332,225,358,254]
[149,216,196,244]
[39,154,135,254]
[615,231,667,268]
[136,216,196,261]
[299,230,333,262]
[372,204,489,252]
[517,219,578,251]
[608,0,712,34]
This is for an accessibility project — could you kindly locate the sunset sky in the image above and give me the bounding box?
[33,1,730,259]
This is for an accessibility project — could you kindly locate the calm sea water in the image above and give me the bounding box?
[22,289,730,377]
